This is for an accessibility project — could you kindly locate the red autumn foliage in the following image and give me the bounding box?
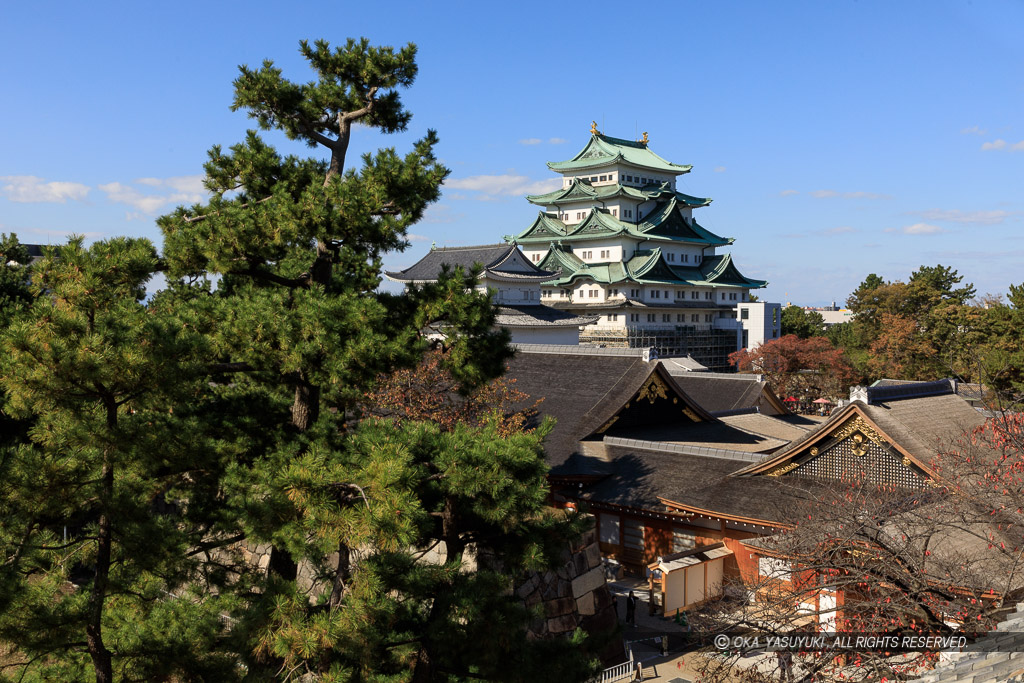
[729,334,861,401]
[362,350,542,437]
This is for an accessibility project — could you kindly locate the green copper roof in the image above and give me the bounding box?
[535,246,767,290]
[639,198,732,246]
[526,178,649,205]
[697,254,767,288]
[547,134,693,175]
[517,200,728,246]
[519,212,568,241]
[526,178,712,209]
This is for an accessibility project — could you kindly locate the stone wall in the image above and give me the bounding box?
[516,526,622,662]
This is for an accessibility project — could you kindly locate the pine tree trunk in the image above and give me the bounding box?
[290,379,320,431]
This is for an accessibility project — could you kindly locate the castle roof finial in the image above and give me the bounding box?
[639,131,649,145]
[590,120,600,136]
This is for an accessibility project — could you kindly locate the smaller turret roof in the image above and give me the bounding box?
[385,243,553,284]
[547,133,693,175]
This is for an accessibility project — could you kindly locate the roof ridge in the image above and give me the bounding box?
[430,243,511,251]
[602,435,769,464]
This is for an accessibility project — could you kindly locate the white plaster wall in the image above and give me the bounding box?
[737,301,782,349]
[664,567,688,615]
[685,564,706,607]
[572,240,628,262]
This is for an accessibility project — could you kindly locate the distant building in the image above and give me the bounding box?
[386,243,598,345]
[790,301,853,327]
[511,124,776,368]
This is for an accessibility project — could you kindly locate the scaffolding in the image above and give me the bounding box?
[579,326,739,371]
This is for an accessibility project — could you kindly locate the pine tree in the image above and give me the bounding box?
[0,239,240,682]
[154,38,597,680]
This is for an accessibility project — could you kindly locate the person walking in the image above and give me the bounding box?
[626,590,637,626]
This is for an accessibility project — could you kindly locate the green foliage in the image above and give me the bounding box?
[0,38,601,682]
[0,233,35,331]
[0,239,240,681]
[780,305,825,339]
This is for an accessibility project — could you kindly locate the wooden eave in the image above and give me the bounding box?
[658,497,790,530]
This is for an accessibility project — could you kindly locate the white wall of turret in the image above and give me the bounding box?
[561,165,678,192]
[475,278,541,305]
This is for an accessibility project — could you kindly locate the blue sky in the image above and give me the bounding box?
[2,0,1022,306]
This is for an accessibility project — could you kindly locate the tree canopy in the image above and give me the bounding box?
[0,39,599,683]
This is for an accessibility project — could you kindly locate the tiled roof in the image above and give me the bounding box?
[386,243,553,283]
[666,371,789,416]
[718,413,813,442]
[505,350,716,473]
[493,305,598,328]
[910,602,1024,682]
[580,444,821,524]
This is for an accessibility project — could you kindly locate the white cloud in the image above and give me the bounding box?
[779,189,799,197]
[518,138,542,146]
[444,174,560,200]
[917,209,1012,225]
[0,175,90,203]
[894,222,945,235]
[407,233,430,242]
[99,175,207,215]
[979,139,1024,151]
[713,166,726,173]
[811,189,892,200]
[135,175,206,194]
[961,126,986,135]
[824,226,856,235]
[548,137,567,144]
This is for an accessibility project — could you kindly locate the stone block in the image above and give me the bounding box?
[524,589,541,607]
[571,566,605,598]
[546,614,577,634]
[557,578,571,597]
[516,574,538,599]
[585,542,602,569]
[575,591,595,616]
[573,552,587,576]
[544,596,576,618]
[592,585,614,611]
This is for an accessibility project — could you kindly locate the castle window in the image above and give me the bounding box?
[662,314,670,322]
[630,313,639,322]
[741,308,750,320]
[691,314,699,322]
[647,314,656,322]
[611,209,618,217]
[599,175,607,181]
[691,291,699,299]
[676,314,684,322]
[651,290,660,299]
[705,314,713,322]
